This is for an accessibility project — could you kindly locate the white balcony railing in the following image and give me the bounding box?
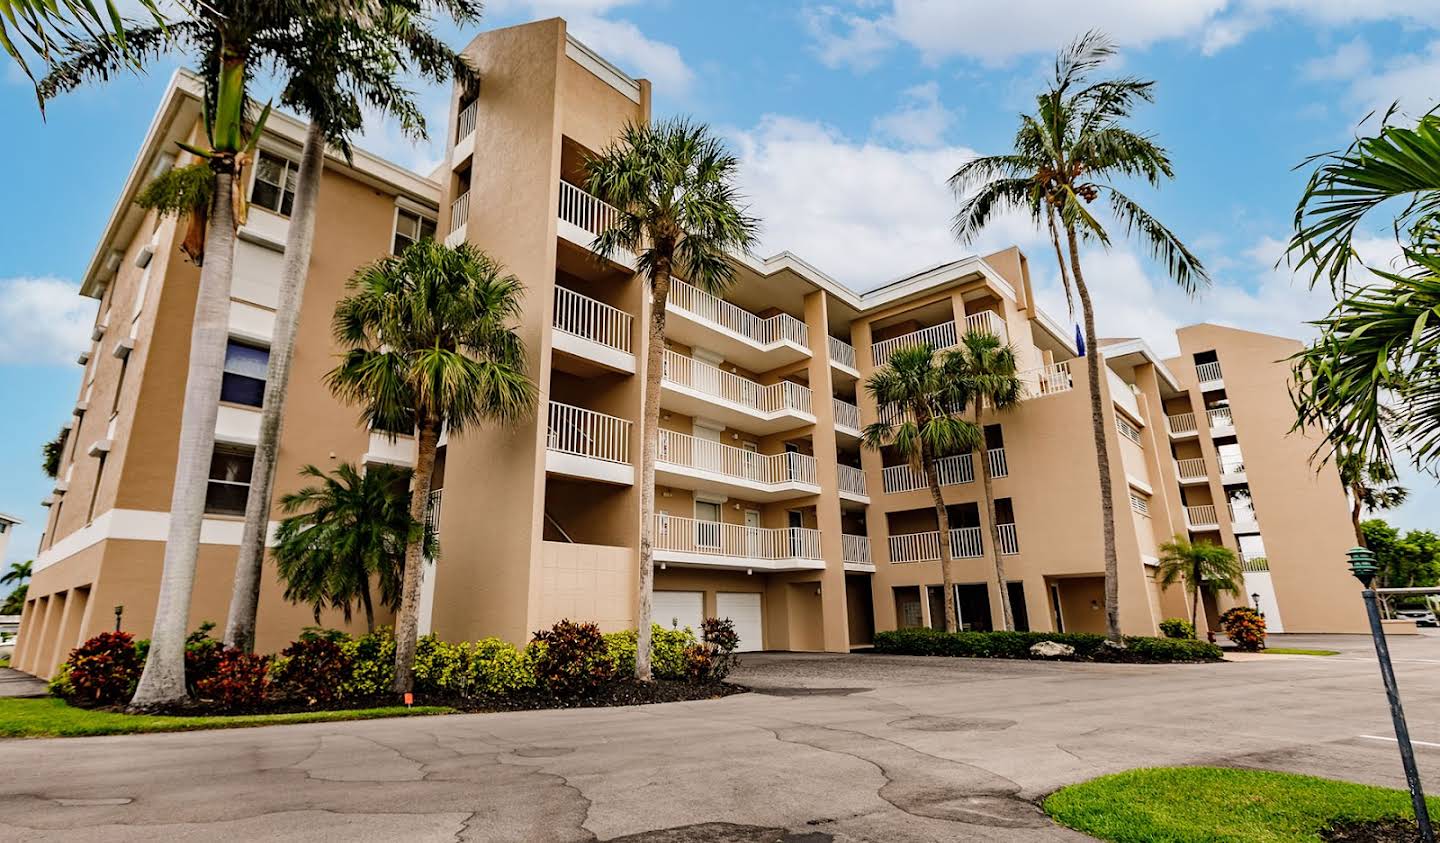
[832,397,860,431]
[553,286,633,354]
[996,523,1019,556]
[558,180,620,237]
[662,349,813,417]
[547,401,631,465]
[1196,361,1223,383]
[965,310,1009,343]
[456,98,478,142]
[1240,554,1270,572]
[872,321,958,367]
[888,527,985,563]
[669,277,808,350]
[1186,504,1219,528]
[1026,361,1074,396]
[450,189,470,233]
[1168,412,1197,435]
[654,513,822,562]
[1176,457,1208,481]
[829,336,857,370]
[1229,503,1258,529]
[425,488,442,536]
[1220,456,1247,477]
[837,464,868,497]
[880,448,1008,494]
[987,447,1009,478]
[842,533,873,566]
[658,429,816,487]
[1207,407,1234,430]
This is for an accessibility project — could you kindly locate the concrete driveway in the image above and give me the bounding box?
[2,633,1438,842]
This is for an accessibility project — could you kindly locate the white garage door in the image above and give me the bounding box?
[716,592,764,652]
[653,590,704,634]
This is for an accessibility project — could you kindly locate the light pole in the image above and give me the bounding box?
[1349,547,1434,843]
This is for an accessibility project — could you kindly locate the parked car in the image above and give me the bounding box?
[1396,609,1439,628]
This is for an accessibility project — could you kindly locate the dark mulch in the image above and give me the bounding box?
[1322,818,1425,842]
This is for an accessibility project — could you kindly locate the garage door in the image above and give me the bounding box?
[653,590,704,633]
[716,592,764,652]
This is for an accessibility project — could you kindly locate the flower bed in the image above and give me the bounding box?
[872,628,1222,662]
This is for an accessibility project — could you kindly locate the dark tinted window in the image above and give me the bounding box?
[205,447,254,515]
[221,340,268,407]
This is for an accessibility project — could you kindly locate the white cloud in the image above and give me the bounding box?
[803,0,1440,69]
[871,81,955,147]
[491,0,694,92]
[0,277,96,365]
[1302,37,1372,82]
[1346,41,1440,122]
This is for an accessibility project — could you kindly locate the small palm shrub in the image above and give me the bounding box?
[1219,607,1267,652]
[58,631,143,705]
[532,619,614,698]
[1159,618,1196,640]
[194,649,272,710]
[271,631,353,704]
[342,627,396,698]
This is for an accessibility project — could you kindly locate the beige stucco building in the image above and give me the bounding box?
[13,18,1367,679]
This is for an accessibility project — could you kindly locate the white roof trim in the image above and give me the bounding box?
[1101,338,1182,392]
[566,33,642,104]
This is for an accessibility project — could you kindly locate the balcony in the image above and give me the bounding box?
[445,189,470,247]
[837,464,869,504]
[653,513,824,572]
[1185,504,1219,530]
[452,99,477,167]
[661,349,815,433]
[552,286,635,374]
[1229,503,1259,533]
[870,311,1008,368]
[996,523,1019,556]
[1195,360,1223,388]
[1167,412,1198,438]
[1175,457,1208,484]
[557,180,634,266]
[1219,456,1247,485]
[829,336,859,379]
[888,527,985,562]
[545,401,633,485]
[1207,407,1235,436]
[833,397,861,439]
[1240,553,1269,572]
[665,278,809,371]
[656,429,818,501]
[1024,362,1074,397]
[842,533,874,570]
[880,448,1008,494]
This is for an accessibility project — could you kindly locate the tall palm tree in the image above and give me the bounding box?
[225,0,481,654]
[1,560,32,621]
[0,0,164,101]
[1336,444,1407,547]
[584,118,758,679]
[0,559,31,589]
[862,345,981,632]
[950,32,1208,642]
[1155,536,1242,629]
[272,463,422,633]
[948,329,1023,630]
[328,240,534,694]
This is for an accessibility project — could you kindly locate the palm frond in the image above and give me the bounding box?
[1107,187,1210,294]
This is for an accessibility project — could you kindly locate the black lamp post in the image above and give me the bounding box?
[1349,546,1434,842]
[113,605,123,633]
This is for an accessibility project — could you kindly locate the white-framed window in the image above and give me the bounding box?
[392,207,437,255]
[1115,416,1142,446]
[251,151,297,216]
[1129,492,1149,516]
[220,339,269,407]
[206,446,255,516]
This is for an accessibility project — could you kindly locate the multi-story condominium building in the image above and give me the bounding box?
[13,18,1366,678]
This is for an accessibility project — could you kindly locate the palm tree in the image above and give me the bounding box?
[41,431,64,479]
[584,119,759,679]
[1336,445,1407,547]
[0,0,164,100]
[950,32,1208,642]
[225,1,481,654]
[272,463,422,633]
[862,345,981,632]
[328,240,534,694]
[1,560,32,616]
[948,329,1023,630]
[1,559,31,589]
[1155,536,1242,629]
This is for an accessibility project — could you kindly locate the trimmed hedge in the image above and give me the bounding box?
[872,627,1221,663]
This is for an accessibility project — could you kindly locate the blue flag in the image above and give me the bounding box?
[1074,324,1086,355]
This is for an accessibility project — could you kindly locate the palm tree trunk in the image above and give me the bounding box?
[361,580,375,634]
[1063,221,1123,643]
[131,169,239,707]
[225,121,326,652]
[1350,493,1367,547]
[922,450,958,632]
[1046,207,1075,318]
[636,259,672,681]
[977,407,1014,631]
[392,417,439,695]
[1190,576,1200,629]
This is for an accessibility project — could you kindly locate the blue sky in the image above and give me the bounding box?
[2,0,1439,564]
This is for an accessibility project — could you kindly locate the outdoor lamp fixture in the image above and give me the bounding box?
[1348,547,1434,842]
[1251,592,1260,609]
[113,605,124,632]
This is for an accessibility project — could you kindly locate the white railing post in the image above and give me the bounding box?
[553,286,634,354]
[546,401,632,464]
[872,320,960,367]
[1196,361,1223,383]
[1207,407,1234,429]
[557,180,620,236]
[987,447,1008,478]
[456,99,478,142]
[828,335,857,369]
[450,189,470,233]
[837,464,867,497]
[1175,457,1208,480]
[996,523,1019,555]
[832,397,860,431]
[1167,412,1197,435]
[842,534,872,565]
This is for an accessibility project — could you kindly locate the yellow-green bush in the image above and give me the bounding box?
[341,627,395,698]
[468,638,537,695]
[603,625,697,680]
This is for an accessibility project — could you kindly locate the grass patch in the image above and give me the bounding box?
[0,697,451,739]
[1044,767,1440,842]
[1263,648,1341,657]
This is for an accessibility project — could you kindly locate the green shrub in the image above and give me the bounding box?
[342,627,396,698]
[603,625,700,680]
[1219,607,1267,652]
[872,628,1220,663]
[468,638,537,696]
[47,662,74,698]
[183,621,224,695]
[1158,617,1196,639]
[59,631,144,705]
[271,633,353,704]
[413,635,474,697]
[1121,635,1223,662]
[603,630,637,676]
[194,649,271,710]
[701,617,741,680]
[531,619,614,698]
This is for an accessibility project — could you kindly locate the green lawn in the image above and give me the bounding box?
[1045,767,1439,842]
[0,697,452,739]
[1262,648,1340,657]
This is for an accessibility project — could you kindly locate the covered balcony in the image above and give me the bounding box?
[833,397,861,439]
[1196,360,1223,388]
[887,523,1018,563]
[829,335,860,381]
[653,513,824,572]
[1185,504,1219,530]
[870,311,1008,368]
[656,429,818,501]
[545,401,633,486]
[842,533,874,570]
[1207,406,1235,436]
[552,285,635,374]
[1175,457,1209,484]
[665,278,810,372]
[837,464,869,505]
[1167,412,1198,438]
[880,448,1009,494]
[661,349,815,433]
